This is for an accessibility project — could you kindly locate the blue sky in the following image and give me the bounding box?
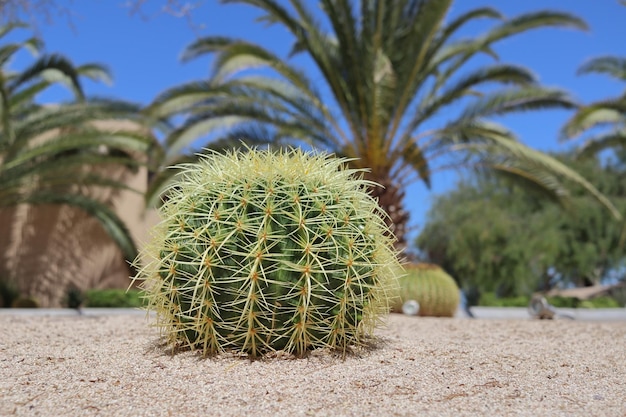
[8,0,626,244]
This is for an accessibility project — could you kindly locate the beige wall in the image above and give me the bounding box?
[0,121,160,307]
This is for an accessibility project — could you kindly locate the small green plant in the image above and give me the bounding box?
[482,293,621,309]
[479,292,530,307]
[578,297,620,308]
[84,289,143,308]
[391,263,460,317]
[132,147,401,357]
[545,295,579,308]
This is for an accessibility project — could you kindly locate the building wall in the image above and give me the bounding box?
[0,121,160,307]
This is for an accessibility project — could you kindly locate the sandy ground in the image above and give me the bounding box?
[1,313,625,417]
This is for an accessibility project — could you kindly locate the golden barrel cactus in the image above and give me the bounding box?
[391,263,460,317]
[132,147,402,357]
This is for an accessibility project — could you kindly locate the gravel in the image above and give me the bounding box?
[1,313,624,416]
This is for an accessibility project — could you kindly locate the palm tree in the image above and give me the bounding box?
[561,56,626,155]
[0,23,158,304]
[148,0,618,249]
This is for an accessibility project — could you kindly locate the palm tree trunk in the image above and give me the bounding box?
[366,175,410,252]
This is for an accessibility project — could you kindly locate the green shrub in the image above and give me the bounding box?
[546,295,579,308]
[478,292,530,307]
[540,295,619,309]
[578,296,620,309]
[391,263,460,317]
[479,292,621,309]
[84,289,143,308]
[132,147,401,357]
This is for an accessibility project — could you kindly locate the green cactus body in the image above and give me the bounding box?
[133,148,401,357]
[392,263,460,317]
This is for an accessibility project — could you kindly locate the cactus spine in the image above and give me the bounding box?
[133,147,401,357]
[392,263,460,317]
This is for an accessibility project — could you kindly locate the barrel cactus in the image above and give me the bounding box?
[391,263,460,317]
[132,147,402,357]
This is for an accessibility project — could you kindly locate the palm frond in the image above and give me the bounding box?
[0,23,41,59]
[424,7,503,81]
[388,0,453,137]
[428,39,494,74]
[222,0,301,33]
[407,64,538,138]
[563,54,626,157]
[2,146,141,173]
[561,103,625,139]
[147,80,231,118]
[485,158,570,205]
[164,114,251,157]
[7,80,49,109]
[0,77,13,144]
[578,56,626,81]
[441,7,503,39]
[213,40,322,102]
[459,87,577,121]
[76,63,113,85]
[181,35,236,61]
[0,22,29,39]
[11,100,145,148]
[145,154,199,208]
[444,122,621,220]
[483,10,588,44]
[454,64,538,90]
[2,130,153,173]
[0,38,42,66]
[578,130,626,157]
[8,53,85,100]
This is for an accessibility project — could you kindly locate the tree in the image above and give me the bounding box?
[416,153,626,298]
[561,55,626,155]
[0,22,156,268]
[147,0,618,249]
[415,176,558,298]
[0,1,202,26]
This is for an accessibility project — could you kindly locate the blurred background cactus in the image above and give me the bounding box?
[391,263,460,317]
[11,297,39,308]
[133,147,402,357]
